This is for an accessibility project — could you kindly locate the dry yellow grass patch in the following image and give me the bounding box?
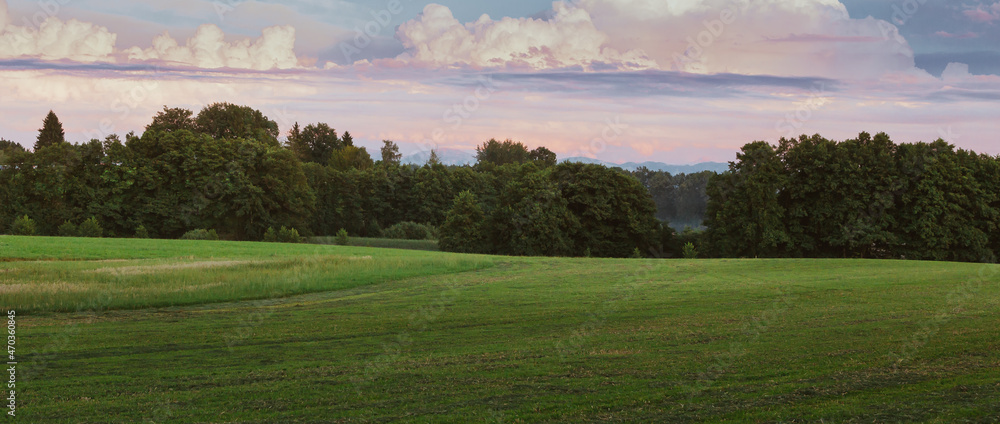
[0,281,91,294]
[85,260,272,276]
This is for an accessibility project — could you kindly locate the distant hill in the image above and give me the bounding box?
[402,149,477,166]
[401,149,728,174]
[561,157,729,174]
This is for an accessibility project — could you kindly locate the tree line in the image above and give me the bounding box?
[703,133,1000,263]
[0,105,676,257]
[4,106,994,263]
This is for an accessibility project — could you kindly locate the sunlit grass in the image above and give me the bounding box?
[0,236,491,313]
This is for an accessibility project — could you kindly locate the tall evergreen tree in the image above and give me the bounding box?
[35,110,66,150]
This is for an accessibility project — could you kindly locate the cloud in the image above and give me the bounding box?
[0,0,7,32]
[0,0,117,63]
[934,31,980,39]
[963,2,1000,23]
[124,24,299,70]
[393,3,657,71]
[578,0,916,79]
[0,0,299,70]
[389,1,918,79]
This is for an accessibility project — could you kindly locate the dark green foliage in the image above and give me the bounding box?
[329,145,374,171]
[35,110,66,150]
[705,132,1000,263]
[475,138,556,167]
[145,106,196,134]
[704,141,789,258]
[263,227,279,242]
[528,146,557,167]
[487,165,578,256]
[12,215,36,236]
[181,229,219,241]
[128,129,314,240]
[135,225,150,239]
[476,138,529,166]
[77,217,103,238]
[335,228,349,245]
[0,139,25,153]
[288,123,341,165]
[195,103,279,144]
[439,191,486,253]
[382,221,436,240]
[58,221,78,237]
[551,163,660,257]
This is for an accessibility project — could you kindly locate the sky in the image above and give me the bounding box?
[0,0,998,164]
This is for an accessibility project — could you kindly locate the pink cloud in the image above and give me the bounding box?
[963,2,1000,23]
[933,30,981,39]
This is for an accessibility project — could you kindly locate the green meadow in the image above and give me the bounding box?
[3,236,1000,422]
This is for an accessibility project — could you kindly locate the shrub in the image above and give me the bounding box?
[181,229,219,241]
[335,228,350,246]
[631,247,643,259]
[382,221,435,240]
[11,215,36,236]
[135,225,150,239]
[278,227,302,243]
[77,217,104,238]
[58,221,78,237]
[262,227,279,243]
[682,242,699,259]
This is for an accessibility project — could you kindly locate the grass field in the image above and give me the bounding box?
[4,236,1000,422]
[309,236,440,251]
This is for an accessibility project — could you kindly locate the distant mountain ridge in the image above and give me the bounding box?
[402,149,477,166]
[402,149,728,174]
[561,157,729,174]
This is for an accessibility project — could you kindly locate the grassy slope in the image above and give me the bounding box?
[4,237,1000,422]
[0,236,490,313]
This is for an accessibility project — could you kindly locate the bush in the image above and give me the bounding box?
[382,221,435,240]
[682,242,699,259]
[264,227,303,243]
[278,227,302,243]
[181,229,219,241]
[631,247,643,259]
[58,221,78,237]
[77,217,103,238]
[11,215,36,236]
[335,228,350,246]
[135,225,150,239]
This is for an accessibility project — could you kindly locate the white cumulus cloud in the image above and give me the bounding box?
[0,0,299,70]
[394,3,657,70]
[0,0,117,63]
[392,0,922,79]
[125,24,299,70]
